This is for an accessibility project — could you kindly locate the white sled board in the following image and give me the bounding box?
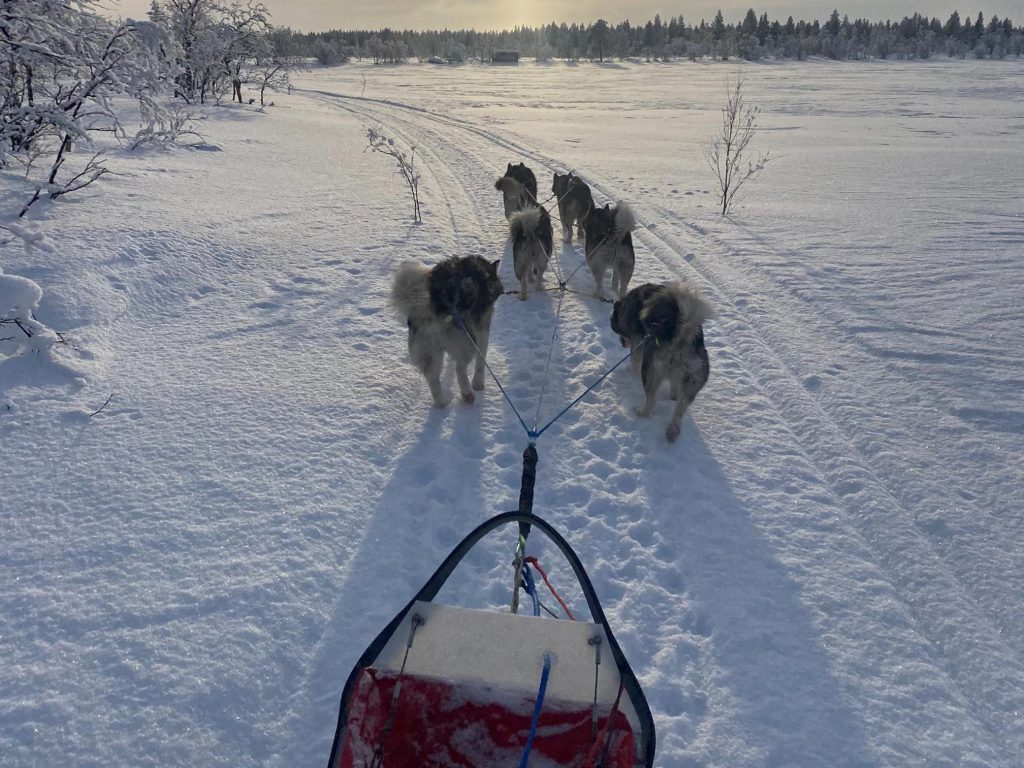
[373,601,624,709]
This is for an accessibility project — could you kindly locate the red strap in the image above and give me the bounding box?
[583,682,625,768]
[525,556,575,620]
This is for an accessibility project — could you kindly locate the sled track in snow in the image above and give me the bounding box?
[298,87,1024,761]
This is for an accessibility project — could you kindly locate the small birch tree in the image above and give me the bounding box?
[703,77,773,215]
[366,126,422,223]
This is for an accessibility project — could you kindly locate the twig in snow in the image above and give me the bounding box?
[89,394,114,417]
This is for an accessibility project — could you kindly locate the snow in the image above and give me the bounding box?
[2,57,1023,767]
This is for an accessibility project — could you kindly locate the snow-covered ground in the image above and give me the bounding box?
[2,58,1023,767]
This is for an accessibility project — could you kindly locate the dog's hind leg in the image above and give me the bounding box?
[635,348,659,418]
[635,386,658,419]
[666,386,694,442]
[455,356,475,404]
[666,373,703,442]
[590,262,606,298]
[630,346,644,376]
[422,353,448,408]
[471,322,491,392]
[616,248,635,300]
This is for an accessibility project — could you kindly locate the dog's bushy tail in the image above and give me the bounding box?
[391,261,432,322]
[614,202,637,239]
[667,281,714,340]
[509,206,543,239]
[495,175,522,194]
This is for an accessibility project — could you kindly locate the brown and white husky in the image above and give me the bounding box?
[610,281,713,442]
[392,256,503,407]
[583,201,637,300]
[508,206,553,300]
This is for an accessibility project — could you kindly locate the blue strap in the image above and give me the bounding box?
[518,652,553,768]
[522,562,541,617]
[534,340,645,439]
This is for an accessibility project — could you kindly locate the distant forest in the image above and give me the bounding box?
[269,9,1023,65]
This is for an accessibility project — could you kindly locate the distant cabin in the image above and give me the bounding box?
[491,50,520,63]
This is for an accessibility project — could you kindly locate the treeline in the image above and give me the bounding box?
[270,9,1023,64]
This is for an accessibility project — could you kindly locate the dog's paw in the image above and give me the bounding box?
[666,422,681,443]
[634,405,651,418]
[472,376,485,391]
[519,292,528,301]
[461,390,476,405]
[432,397,451,409]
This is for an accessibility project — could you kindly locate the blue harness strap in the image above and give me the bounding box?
[518,652,553,768]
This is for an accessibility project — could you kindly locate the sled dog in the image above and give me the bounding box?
[610,281,713,442]
[505,162,538,204]
[551,172,594,242]
[509,205,553,300]
[583,202,636,300]
[391,256,503,407]
[495,162,538,218]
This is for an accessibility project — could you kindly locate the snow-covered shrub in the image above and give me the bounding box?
[0,0,156,216]
[0,268,60,358]
[130,97,205,149]
[314,40,345,66]
[1,1,136,165]
[154,0,272,104]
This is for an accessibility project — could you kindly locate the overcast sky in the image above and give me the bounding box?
[113,0,1024,32]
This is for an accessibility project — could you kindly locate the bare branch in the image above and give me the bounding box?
[89,394,115,417]
[366,126,423,223]
[702,77,773,215]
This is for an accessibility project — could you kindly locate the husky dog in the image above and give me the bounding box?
[505,162,538,204]
[583,202,636,300]
[610,281,713,442]
[509,206,553,300]
[391,256,503,408]
[551,172,594,242]
[495,162,538,218]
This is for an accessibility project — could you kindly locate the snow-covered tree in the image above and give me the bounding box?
[156,0,271,103]
[0,0,165,213]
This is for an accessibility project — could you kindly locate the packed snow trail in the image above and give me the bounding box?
[285,69,1024,766]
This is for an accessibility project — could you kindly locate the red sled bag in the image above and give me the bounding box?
[326,512,656,768]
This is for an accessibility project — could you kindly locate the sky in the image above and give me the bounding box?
[112,0,1023,32]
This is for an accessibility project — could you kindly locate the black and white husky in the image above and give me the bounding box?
[508,206,553,300]
[551,172,594,242]
[391,256,503,407]
[495,162,538,219]
[583,202,637,300]
[610,281,713,442]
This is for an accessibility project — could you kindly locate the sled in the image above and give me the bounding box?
[326,511,656,768]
